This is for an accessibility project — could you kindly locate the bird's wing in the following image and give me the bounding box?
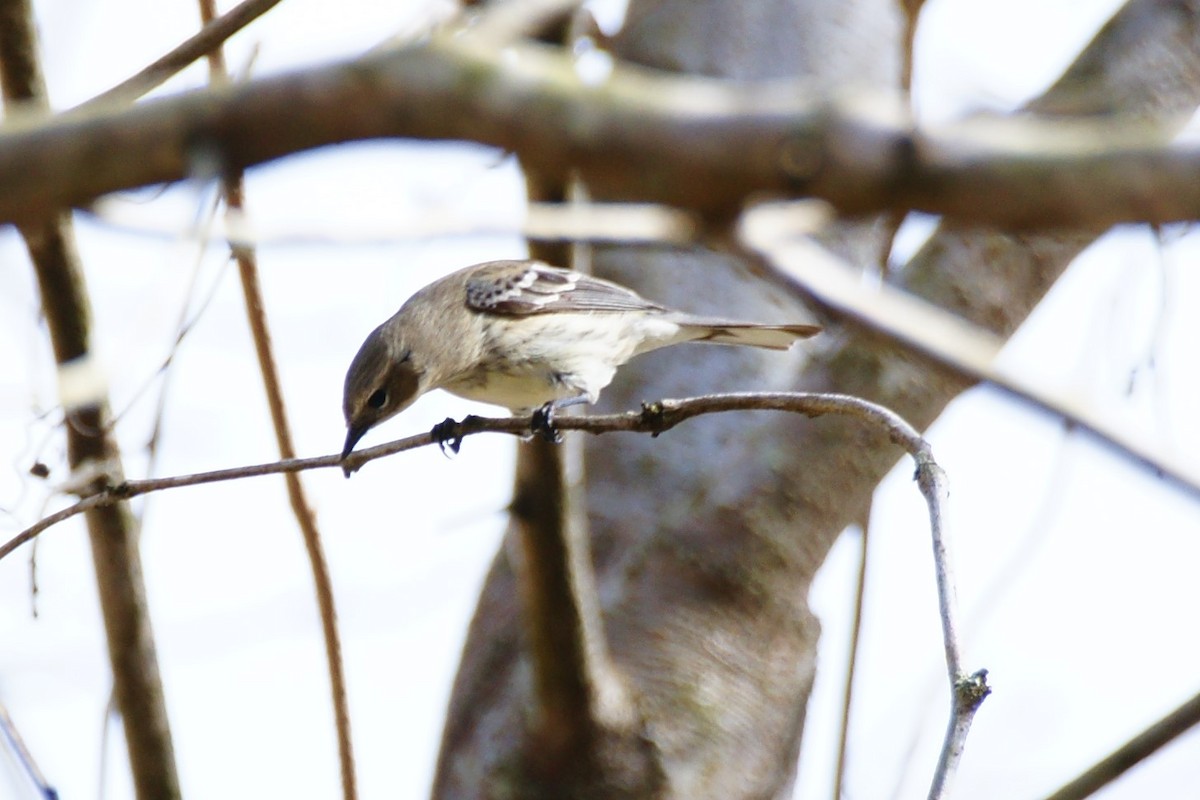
[465,260,667,316]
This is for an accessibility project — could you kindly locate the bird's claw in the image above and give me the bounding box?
[432,417,465,457]
[530,402,563,444]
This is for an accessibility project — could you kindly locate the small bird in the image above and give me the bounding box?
[340,259,819,464]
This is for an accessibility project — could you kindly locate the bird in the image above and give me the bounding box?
[340,259,819,465]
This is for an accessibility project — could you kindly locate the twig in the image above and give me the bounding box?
[0,699,57,799]
[75,0,285,112]
[833,513,871,800]
[197,1,356,795]
[2,392,989,792]
[2,392,990,783]
[919,452,990,799]
[1043,687,1200,800]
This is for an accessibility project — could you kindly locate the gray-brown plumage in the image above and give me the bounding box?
[341,259,819,460]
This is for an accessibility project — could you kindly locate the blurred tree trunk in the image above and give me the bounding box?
[432,1,1200,798]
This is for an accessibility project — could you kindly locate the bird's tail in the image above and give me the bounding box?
[678,318,821,350]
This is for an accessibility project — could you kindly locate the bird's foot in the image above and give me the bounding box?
[432,416,469,457]
[530,402,563,444]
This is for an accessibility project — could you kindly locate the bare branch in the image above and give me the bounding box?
[1044,687,1200,800]
[1,0,183,796]
[0,393,920,545]
[76,0,286,112]
[197,0,360,791]
[1,13,1200,228]
[833,512,871,800]
[3,391,989,793]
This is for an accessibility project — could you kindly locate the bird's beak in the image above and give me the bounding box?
[341,424,368,477]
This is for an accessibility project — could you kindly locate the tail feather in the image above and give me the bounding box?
[680,319,821,350]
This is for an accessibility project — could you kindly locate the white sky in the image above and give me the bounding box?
[2,0,1199,799]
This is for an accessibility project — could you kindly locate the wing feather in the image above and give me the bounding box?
[465,260,666,316]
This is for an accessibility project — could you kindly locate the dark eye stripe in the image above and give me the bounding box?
[367,389,387,409]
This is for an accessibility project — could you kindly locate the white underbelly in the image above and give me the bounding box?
[439,312,684,411]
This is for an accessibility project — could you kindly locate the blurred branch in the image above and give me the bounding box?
[465,0,582,44]
[502,68,650,782]
[740,206,1200,500]
[1043,686,1200,800]
[76,0,286,112]
[0,0,181,796]
[898,0,924,92]
[88,200,700,247]
[0,699,57,799]
[196,0,358,795]
[2,8,1200,227]
[833,511,871,800]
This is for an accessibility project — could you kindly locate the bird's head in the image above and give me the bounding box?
[341,324,424,468]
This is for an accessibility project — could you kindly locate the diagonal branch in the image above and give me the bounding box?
[75,0,286,112]
[740,214,1200,500]
[1043,686,1200,800]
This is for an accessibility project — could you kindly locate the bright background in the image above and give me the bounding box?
[2,0,1198,798]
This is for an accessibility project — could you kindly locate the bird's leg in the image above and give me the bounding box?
[530,395,588,443]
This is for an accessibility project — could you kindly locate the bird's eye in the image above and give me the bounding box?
[367,389,388,409]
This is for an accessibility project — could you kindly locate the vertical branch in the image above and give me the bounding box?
[0,1,181,797]
[832,510,871,800]
[195,2,357,798]
[511,156,631,781]
[919,456,989,800]
[498,5,642,780]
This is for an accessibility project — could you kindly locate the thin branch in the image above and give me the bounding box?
[1,8,1200,227]
[2,391,989,791]
[75,0,285,113]
[0,394,915,545]
[0,696,58,798]
[898,0,924,95]
[196,0,357,794]
[833,512,871,800]
[920,452,989,800]
[1043,686,1200,800]
[226,203,360,800]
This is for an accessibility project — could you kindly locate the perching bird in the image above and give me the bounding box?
[340,259,819,462]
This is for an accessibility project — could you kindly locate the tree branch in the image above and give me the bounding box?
[2,11,1200,228]
[196,0,358,794]
[740,211,1200,500]
[4,391,989,792]
[1043,686,1200,800]
[75,0,286,112]
[1,0,182,796]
